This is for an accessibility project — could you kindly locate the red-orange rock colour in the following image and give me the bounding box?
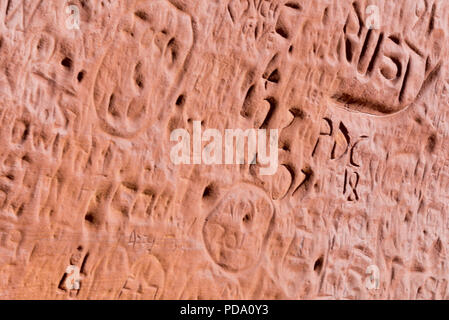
[0,0,448,299]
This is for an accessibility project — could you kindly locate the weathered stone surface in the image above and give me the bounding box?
[0,0,448,299]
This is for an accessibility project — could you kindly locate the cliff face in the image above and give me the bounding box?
[0,0,448,299]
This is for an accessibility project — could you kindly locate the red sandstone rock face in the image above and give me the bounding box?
[0,0,448,299]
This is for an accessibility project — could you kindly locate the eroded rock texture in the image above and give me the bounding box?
[0,0,448,299]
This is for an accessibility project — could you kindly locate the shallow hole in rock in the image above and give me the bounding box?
[176,94,186,107]
[77,70,85,82]
[61,57,73,70]
[202,184,216,199]
[314,256,323,273]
